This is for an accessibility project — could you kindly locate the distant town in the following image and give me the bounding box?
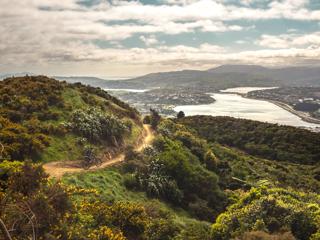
[108,88,215,115]
[247,87,320,120]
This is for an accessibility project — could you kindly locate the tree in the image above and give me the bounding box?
[150,109,161,130]
[177,111,185,119]
[143,115,151,124]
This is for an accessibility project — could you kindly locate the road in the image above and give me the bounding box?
[43,124,154,179]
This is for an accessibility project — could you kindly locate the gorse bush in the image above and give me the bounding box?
[1,162,190,240]
[211,186,320,240]
[69,108,129,143]
[0,116,50,160]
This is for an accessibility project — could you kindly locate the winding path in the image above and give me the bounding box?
[43,124,154,179]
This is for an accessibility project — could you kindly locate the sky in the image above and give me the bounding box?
[1,0,320,77]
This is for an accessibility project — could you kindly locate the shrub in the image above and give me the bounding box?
[211,187,320,240]
[70,108,129,143]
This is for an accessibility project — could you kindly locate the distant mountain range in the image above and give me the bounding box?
[101,65,320,91]
[0,72,35,80]
[2,65,320,91]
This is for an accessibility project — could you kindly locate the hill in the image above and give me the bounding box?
[177,115,320,165]
[54,76,112,88]
[101,65,320,91]
[1,78,320,240]
[0,75,142,163]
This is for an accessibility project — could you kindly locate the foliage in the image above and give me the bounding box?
[174,222,212,240]
[178,116,320,164]
[81,145,101,169]
[210,143,320,193]
[236,231,295,240]
[0,162,71,239]
[211,186,320,240]
[176,111,185,119]
[123,119,226,221]
[0,76,141,163]
[69,108,129,143]
[149,109,161,129]
[0,116,50,160]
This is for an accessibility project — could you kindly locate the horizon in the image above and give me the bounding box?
[1,0,320,76]
[1,63,320,80]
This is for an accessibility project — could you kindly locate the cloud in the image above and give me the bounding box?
[140,35,159,46]
[1,0,320,76]
[256,32,320,48]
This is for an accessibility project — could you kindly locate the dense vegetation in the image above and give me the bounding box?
[0,76,141,163]
[123,119,226,222]
[177,116,320,165]
[1,78,320,239]
[212,187,320,240]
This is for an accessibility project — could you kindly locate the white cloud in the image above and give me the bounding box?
[256,32,320,48]
[140,35,159,46]
[1,0,320,75]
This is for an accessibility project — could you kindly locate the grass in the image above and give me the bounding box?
[62,167,200,227]
[62,88,87,110]
[124,121,143,146]
[40,134,83,163]
[39,88,143,163]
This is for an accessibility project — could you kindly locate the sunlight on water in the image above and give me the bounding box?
[175,91,319,129]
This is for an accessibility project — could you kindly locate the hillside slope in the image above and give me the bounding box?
[0,75,142,163]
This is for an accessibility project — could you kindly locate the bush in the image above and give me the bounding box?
[238,231,295,240]
[211,187,320,240]
[123,173,139,190]
[177,111,185,119]
[144,218,179,240]
[70,108,129,143]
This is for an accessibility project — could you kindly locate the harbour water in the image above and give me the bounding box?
[174,88,320,129]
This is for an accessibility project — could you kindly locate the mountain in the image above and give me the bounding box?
[208,64,268,74]
[54,76,113,88]
[0,72,35,80]
[102,69,274,91]
[209,64,320,86]
[102,65,320,91]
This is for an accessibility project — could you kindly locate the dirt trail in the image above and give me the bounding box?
[43,124,154,179]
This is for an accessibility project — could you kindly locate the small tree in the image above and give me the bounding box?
[82,146,100,169]
[177,111,185,119]
[143,115,151,124]
[150,109,161,130]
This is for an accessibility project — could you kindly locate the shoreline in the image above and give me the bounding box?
[219,90,320,125]
[266,100,320,125]
[239,94,320,125]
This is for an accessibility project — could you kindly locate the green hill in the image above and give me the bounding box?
[177,115,320,165]
[1,79,320,240]
[0,75,142,163]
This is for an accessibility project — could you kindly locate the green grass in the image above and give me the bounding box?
[39,88,142,163]
[124,121,143,146]
[62,167,200,227]
[40,134,83,163]
[62,88,87,110]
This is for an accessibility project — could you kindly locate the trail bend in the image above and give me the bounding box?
[43,124,154,179]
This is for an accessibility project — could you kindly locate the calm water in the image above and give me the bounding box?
[220,87,278,94]
[104,88,149,93]
[174,88,320,129]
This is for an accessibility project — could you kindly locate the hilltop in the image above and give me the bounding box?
[0,75,142,163]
